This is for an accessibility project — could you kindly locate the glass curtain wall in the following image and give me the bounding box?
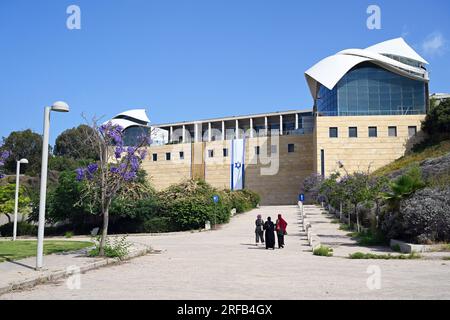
[316,63,426,116]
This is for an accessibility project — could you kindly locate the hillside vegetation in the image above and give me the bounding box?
[373,140,450,177]
[303,98,450,245]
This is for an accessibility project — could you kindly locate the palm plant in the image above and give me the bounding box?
[383,166,425,212]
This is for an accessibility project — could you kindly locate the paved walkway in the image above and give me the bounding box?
[1,205,450,299]
[304,206,450,259]
[303,206,395,257]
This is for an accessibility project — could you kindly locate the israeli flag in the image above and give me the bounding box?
[231,139,245,190]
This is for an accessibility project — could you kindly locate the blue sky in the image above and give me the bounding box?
[0,0,449,145]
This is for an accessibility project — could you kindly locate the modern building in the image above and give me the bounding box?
[142,110,315,205]
[115,38,430,205]
[108,109,168,146]
[430,93,450,105]
[305,37,428,177]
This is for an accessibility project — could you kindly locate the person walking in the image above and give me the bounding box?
[276,214,288,248]
[263,217,275,250]
[255,214,265,245]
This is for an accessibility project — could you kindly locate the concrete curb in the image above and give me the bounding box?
[0,246,152,296]
[390,239,443,254]
[297,206,323,252]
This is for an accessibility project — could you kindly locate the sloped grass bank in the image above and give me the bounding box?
[373,140,450,177]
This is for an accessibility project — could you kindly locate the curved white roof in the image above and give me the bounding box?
[112,109,150,123]
[106,109,150,130]
[305,38,429,99]
[365,38,428,64]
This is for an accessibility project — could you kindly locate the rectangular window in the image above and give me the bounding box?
[329,127,338,138]
[408,126,417,137]
[152,153,157,162]
[179,151,184,160]
[288,144,295,153]
[255,146,260,155]
[348,127,358,138]
[271,145,277,154]
[166,152,171,161]
[208,150,214,158]
[388,126,397,137]
[223,148,228,157]
[368,127,378,138]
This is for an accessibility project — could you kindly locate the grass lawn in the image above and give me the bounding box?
[0,240,93,262]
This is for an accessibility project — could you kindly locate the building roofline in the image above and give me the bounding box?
[152,108,313,128]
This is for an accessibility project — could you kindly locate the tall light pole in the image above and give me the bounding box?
[13,158,29,241]
[36,101,70,270]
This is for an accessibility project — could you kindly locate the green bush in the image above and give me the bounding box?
[143,217,177,233]
[352,230,387,246]
[64,231,74,238]
[348,252,421,259]
[159,180,228,230]
[421,98,450,142]
[223,189,259,213]
[88,236,131,259]
[158,180,259,230]
[313,246,333,257]
[0,221,37,237]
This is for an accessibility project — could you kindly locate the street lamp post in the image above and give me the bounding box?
[13,158,29,241]
[36,101,70,270]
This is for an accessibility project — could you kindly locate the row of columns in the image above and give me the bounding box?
[169,114,301,143]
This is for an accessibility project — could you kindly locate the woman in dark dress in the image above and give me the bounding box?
[263,217,275,250]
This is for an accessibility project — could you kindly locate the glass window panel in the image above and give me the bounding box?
[388,126,397,137]
[321,65,426,116]
[349,127,358,138]
[368,127,378,137]
[329,127,338,138]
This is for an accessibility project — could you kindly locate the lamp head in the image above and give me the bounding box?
[19,159,29,164]
[51,101,70,113]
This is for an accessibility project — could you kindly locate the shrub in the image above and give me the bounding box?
[398,187,450,243]
[64,231,74,238]
[301,173,323,204]
[383,165,426,211]
[159,180,230,230]
[88,236,131,259]
[143,217,177,233]
[224,189,255,213]
[349,252,421,259]
[313,246,333,257]
[421,98,450,141]
[351,229,387,246]
[158,180,259,230]
[0,221,37,237]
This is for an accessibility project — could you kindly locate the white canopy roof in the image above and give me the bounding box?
[304,38,429,99]
[365,38,428,64]
[106,109,150,130]
[112,109,150,123]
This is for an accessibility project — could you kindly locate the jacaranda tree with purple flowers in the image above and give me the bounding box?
[0,150,10,179]
[76,120,151,256]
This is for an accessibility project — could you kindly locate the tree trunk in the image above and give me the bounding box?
[355,206,360,233]
[99,206,109,256]
[339,202,343,222]
[5,213,11,224]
